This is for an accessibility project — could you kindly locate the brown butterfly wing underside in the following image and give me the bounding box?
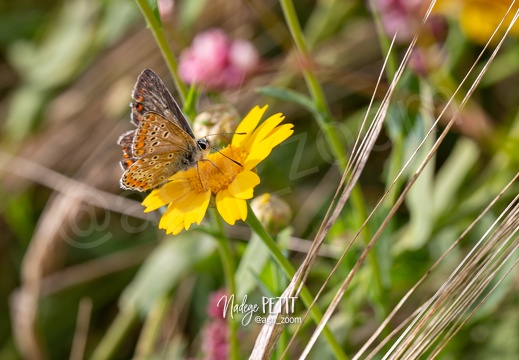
[118,69,209,192]
[120,112,204,191]
[130,69,195,137]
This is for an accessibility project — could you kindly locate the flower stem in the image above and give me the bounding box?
[210,208,239,360]
[134,0,188,104]
[279,0,346,170]
[246,204,348,360]
[279,0,386,321]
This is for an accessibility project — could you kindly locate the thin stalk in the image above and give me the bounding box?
[246,204,348,360]
[90,308,139,360]
[134,295,171,359]
[211,208,239,360]
[135,0,188,104]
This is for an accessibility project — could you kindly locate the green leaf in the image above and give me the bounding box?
[398,80,436,251]
[120,232,216,314]
[433,138,479,217]
[234,232,271,299]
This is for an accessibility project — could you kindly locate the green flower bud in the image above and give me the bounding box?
[250,193,292,235]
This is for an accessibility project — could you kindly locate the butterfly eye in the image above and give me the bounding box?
[197,139,210,151]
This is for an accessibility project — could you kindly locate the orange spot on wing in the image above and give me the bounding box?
[135,142,144,149]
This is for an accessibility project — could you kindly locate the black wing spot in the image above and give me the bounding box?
[152,155,159,160]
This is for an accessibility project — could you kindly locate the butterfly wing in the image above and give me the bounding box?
[117,130,137,170]
[131,69,196,138]
[120,154,188,191]
[120,112,202,191]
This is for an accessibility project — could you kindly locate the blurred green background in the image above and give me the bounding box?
[0,0,518,359]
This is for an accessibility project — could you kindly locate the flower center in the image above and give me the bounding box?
[186,145,247,194]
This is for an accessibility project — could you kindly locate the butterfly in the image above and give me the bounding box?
[118,69,210,192]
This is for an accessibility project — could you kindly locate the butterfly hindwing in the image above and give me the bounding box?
[120,154,189,191]
[131,69,195,138]
[117,130,137,170]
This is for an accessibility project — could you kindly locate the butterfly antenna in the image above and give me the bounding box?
[210,146,243,167]
[203,132,246,144]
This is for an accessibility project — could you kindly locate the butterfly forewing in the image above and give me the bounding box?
[120,112,204,191]
[131,69,195,138]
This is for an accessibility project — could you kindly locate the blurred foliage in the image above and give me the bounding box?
[0,0,518,359]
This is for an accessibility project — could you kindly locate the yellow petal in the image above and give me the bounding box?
[232,105,268,148]
[264,123,294,148]
[159,190,211,234]
[158,179,192,203]
[244,124,294,170]
[246,112,285,152]
[216,189,247,225]
[184,190,211,227]
[228,171,260,199]
[159,205,184,235]
[142,189,166,212]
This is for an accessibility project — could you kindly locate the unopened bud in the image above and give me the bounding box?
[250,193,292,235]
[193,104,240,148]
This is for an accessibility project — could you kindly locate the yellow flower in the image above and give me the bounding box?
[435,0,519,44]
[142,105,294,235]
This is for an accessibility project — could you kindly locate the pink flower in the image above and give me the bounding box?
[206,289,228,319]
[202,321,228,360]
[202,289,230,359]
[158,0,175,23]
[179,28,259,90]
[370,0,427,42]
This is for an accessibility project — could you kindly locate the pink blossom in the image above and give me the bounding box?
[202,289,230,360]
[206,289,228,319]
[229,40,260,74]
[158,0,175,23]
[202,321,228,360]
[179,28,259,90]
[370,0,426,42]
